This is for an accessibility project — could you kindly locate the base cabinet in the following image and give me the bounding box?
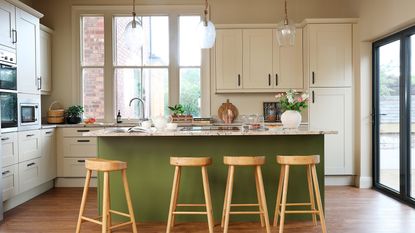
[2,164,18,201]
[1,132,18,168]
[18,158,41,194]
[309,88,353,175]
[40,129,56,183]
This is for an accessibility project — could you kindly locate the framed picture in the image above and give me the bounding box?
[263,102,282,122]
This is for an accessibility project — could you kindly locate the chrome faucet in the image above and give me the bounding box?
[128,97,146,121]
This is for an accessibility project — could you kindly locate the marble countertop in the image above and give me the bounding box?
[83,125,336,137]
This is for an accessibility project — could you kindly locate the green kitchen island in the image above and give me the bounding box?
[85,126,335,222]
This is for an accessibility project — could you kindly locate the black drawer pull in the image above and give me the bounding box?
[312,71,315,84]
[77,129,90,133]
[2,137,10,141]
[312,90,315,103]
[26,134,35,137]
[2,170,10,176]
[27,162,36,167]
[45,131,53,134]
[77,160,85,163]
[77,140,90,143]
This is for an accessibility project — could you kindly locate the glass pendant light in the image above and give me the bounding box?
[196,0,216,49]
[276,0,296,47]
[124,0,144,51]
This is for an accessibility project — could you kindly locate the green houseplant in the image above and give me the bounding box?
[66,105,84,124]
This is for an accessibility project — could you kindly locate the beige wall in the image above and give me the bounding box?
[31,0,358,118]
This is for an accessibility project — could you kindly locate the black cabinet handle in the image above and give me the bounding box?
[27,162,36,167]
[77,160,85,163]
[45,131,53,134]
[2,170,10,176]
[312,90,315,103]
[312,72,315,84]
[26,134,35,137]
[1,137,10,141]
[268,74,271,86]
[237,74,241,87]
[77,129,90,133]
[275,74,279,86]
[77,140,90,143]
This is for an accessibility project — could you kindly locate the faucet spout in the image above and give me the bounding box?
[128,97,146,121]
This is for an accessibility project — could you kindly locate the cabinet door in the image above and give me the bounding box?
[0,0,15,48]
[40,27,52,94]
[16,8,40,94]
[273,29,303,90]
[2,164,18,201]
[308,24,352,87]
[63,137,97,158]
[40,129,56,183]
[1,132,18,167]
[215,29,243,91]
[18,158,41,193]
[18,130,41,162]
[242,29,273,89]
[309,88,353,175]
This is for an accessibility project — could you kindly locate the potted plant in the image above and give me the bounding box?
[168,104,193,123]
[65,105,84,124]
[275,89,309,129]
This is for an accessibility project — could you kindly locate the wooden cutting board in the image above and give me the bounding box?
[218,99,238,123]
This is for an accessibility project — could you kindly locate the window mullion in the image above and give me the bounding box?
[104,13,114,122]
[169,13,180,107]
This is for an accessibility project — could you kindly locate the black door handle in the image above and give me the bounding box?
[268,74,271,86]
[275,74,279,86]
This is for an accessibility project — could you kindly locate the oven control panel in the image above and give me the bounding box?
[0,49,16,64]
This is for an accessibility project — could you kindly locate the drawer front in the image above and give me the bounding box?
[2,164,18,201]
[18,130,41,162]
[63,137,97,158]
[62,128,101,137]
[2,132,18,167]
[63,158,97,177]
[19,158,41,193]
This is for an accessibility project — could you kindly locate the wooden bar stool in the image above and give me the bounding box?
[166,157,214,233]
[273,155,326,233]
[75,158,138,233]
[222,156,271,233]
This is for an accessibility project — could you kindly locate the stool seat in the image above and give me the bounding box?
[276,155,320,165]
[85,158,127,171]
[170,157,212,166]
[223,156,265,166]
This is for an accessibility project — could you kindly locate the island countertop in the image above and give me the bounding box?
[84,125,336,137]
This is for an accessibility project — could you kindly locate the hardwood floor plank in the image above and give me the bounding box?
[0,186,414,233]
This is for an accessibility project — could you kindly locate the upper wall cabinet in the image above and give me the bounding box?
[40,25,52,95]
[0,0,16,49]
[214,27,303,93]
[305,24,352,87]
[16,8,40,94]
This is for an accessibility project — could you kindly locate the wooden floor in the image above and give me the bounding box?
[0,186,414,233]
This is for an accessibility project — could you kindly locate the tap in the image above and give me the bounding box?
[128,97,146,121]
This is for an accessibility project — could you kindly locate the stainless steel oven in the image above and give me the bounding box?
[0,91,18,132]
[0,47,17,91]
[18,94,40,131]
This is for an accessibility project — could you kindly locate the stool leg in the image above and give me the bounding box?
[221,167,231,227]
[223,165,235,233]
[166,166,181,233]
[121,169,138,233]
[170,166,181,228]
[201,166,214,233]
[273,165,285,227]
[75,169,92,233]
[307,165,317,226]
[311,165,327,233]
[254,169,265,227]
[256,166,271,233]
[102,171,109,233]
[107,174,112,233]
[279,165,290,233]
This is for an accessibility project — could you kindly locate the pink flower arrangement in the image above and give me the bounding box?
[275,89,309,112]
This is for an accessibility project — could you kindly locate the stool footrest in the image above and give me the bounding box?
[230,203,260,207]
[230,211,262,215]
[81,216,102,225]
[176,204,206,207]
[173,211,208,215]
[109,209,131,218]
[285,202,312,206]
[110,221,133,230]
[284,210,319,214]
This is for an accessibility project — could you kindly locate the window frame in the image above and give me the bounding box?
[72,5,210,122]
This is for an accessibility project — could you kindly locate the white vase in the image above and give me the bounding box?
[281,110,302,129]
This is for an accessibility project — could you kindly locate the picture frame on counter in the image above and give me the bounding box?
[263,102,282,122]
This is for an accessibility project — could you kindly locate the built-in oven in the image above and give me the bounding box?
[0,47,17,91]
[18,94,41,131]
[0,91,18,132]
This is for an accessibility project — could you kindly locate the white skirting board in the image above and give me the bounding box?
[55,177,97,188]
[4,180,54,212]
[354,176,373,189]
[325,175,356,186]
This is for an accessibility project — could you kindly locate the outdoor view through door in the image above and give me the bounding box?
[373,26,415,205]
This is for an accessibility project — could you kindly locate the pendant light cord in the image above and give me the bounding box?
[203,0,209,26]
[284,0,289,25]
[131,0,137,28]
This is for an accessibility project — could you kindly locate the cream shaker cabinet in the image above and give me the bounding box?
[0,0,16,49]
[18,130,41,163]
[2,164,18,201]
[16,7,40,94]
[1,132,18,168]
[305,24,352,87]
[39,129,56,183]
[309,88,353,175]
[18,158,41,193]
[39,25,52,94]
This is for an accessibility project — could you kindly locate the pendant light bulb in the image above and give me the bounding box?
[124,0,144,52]
[196,0,216,49]
[276,0,296,47]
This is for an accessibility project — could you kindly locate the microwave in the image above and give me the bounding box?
[18,94,41,131]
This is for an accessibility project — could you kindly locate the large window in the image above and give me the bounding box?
[78,6,206,121]
[373,25,415,206]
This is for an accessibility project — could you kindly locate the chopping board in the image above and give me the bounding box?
[218,99,238,123]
